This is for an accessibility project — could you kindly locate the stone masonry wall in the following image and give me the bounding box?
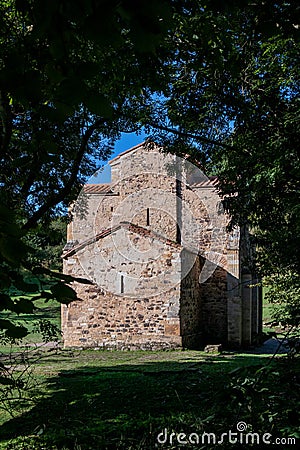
[179,251,202,349]
[62,228,182,349]
[200,262,228,344]
[110,173,178,242]
[62,267,182,350]
[62,143,260,349]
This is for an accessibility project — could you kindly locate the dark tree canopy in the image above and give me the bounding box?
[146,0,299,327]
[0,0,173,337]
[0,0,172,222]
[149,0,300,275]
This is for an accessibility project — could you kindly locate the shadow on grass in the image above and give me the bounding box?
[0,354,297,449]
[1,306,60,325]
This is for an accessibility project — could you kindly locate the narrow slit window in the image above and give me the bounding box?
[146,208,150,226]
[111,206,114,212]
[176,224,181,244]
[120,275,124,294]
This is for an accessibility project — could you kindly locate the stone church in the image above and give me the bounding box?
[62,142,262,349]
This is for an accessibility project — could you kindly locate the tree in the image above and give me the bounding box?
[147,0,299,318]
[0,0,173,340]
[26,217,67,271]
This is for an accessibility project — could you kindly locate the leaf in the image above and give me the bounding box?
[32,267,93,284]
[0,204,22,237]
[40,103,72,123]
[14,298,35,314]
[73,276,93,285]
[0,237,30,266]
[43,141,59,154]
[0,319,28,338]
[12,274,39,293]
[0,319,13,330]
[49,37,66,60]
[35,291,54,302]
[56,78,89,106]
[0,273,11,290]
[50,282,77,305]
[52,102,75,122]
[5,325,28,339]
[45,63,65,84]
[0,376,16,386]
[0,294,14,312]
[84,94,113,118]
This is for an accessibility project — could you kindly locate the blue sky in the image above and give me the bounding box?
[89,131,146,184]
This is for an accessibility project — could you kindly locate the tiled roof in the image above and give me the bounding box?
[83,184,115,194]
[83,176,218,196]
[190,176,219,188]
[83,177,219,196]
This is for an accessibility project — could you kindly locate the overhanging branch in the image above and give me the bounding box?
[150,123,234,150]
[23,118,105,231]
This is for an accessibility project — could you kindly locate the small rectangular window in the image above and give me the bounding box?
[120,275,124,294]
[146,208,150,226]
[176,224,181,244]
[111,206,114,212]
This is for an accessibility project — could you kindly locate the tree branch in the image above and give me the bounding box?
[150,122,234,150]
[22,118,105,230]
[0,91,12,158]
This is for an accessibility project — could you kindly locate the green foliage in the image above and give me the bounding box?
[0,204,83,338]
[0,295,60,348]
[265,272,300,329]
[148,0,299,327]
[33,319,60,343]
[0,0,173,339]
[0,319,28,340]
[0,350,298,449]
[26,217,67,271]
[226,359,300,439]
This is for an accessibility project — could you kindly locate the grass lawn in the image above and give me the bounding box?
[0,348,299,450]
[0,296,61,352]
[0,295,298,449]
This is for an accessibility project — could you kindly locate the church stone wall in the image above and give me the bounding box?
[111,173,178,242]
[62,226,183,349]
[200,264,228,344]
[180,251,202,349]
[62,143,261,349]
[61,288,182,350]
[62,255,183,349]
